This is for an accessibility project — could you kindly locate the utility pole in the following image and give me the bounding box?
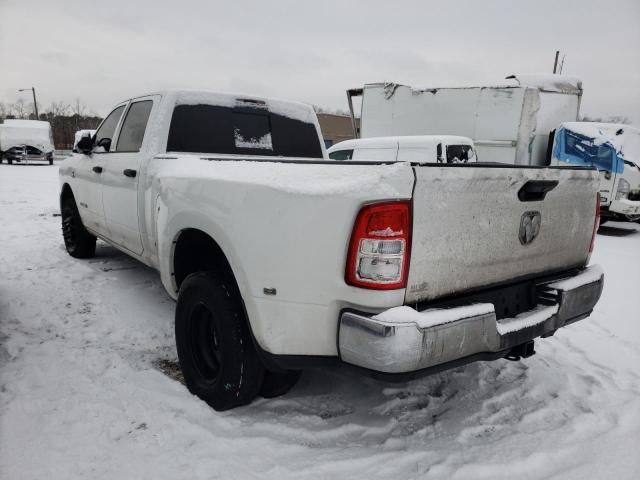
[18,87,39,119]
[553,51,560,74]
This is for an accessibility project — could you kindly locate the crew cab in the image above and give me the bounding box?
[59,90,604,411]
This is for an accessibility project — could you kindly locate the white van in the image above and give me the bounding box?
[327,135,476,164]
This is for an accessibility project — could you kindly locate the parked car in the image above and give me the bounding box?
[327,135,476,163]
[0,119,55,165]
[59,89,604,411]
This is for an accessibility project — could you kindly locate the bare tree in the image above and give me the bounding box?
[47,101,71,117]
[12,99,27,119]
[27,101,43,120]
[73,98,86,117]
[1,97,101,148]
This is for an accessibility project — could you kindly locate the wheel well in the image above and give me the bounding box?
[173,229,235,291]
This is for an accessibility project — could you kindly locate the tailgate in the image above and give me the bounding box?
[406,165,599,303]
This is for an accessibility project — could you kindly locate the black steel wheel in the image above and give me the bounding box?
[188,302,223,383]
[61,196,96,258]
[175,271,265,411]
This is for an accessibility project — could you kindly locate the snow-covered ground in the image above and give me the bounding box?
[1,163,639,480]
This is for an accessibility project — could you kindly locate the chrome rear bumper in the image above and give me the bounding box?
[338,265,604,373]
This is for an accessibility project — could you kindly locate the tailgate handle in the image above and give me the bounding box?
[518,180,558,202]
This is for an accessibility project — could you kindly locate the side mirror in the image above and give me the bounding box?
[96,137,111,152]
[77,133,94,155]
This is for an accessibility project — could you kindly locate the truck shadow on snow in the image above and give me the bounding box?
[598,223,639,237]
[87,242,144,272]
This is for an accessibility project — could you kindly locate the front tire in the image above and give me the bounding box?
[61,196,96,258]
[175,271,265,411]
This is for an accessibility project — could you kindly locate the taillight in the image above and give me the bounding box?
[589,192,600,253]
[345,200,412,290]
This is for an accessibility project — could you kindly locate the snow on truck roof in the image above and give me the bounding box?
[364,74,582,96]
[505,74,582,94]
[121,89,317,124]
[328,135,473,152]
[561,122,640,163]
[2,119,51,129]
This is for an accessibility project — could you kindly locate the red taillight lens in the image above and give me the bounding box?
[589,192,600,253]
[345,201,412,290]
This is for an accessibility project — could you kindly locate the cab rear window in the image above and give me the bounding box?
[166,103,322,158]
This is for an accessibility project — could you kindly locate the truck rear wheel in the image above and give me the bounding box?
[260,370,301,398]
[61,196,96,258]
[175,271,265,411]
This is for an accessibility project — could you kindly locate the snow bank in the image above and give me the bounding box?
[1,165,640,480]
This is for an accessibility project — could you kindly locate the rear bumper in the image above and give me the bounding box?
[338,265,604,373]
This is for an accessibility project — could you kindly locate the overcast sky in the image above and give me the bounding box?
[1,0,639,123]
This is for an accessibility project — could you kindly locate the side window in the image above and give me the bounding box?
[116,100,153,152]
[329,149,353,161]
[94,105,125,152]
[167,105,233,154]
[446,144,475,163]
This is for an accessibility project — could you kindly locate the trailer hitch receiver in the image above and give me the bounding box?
[505,341,536,361]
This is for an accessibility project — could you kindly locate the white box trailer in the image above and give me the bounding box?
[0,119,55,165]
[347,74,582,167]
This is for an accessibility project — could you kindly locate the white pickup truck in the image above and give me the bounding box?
[59,90,604,411]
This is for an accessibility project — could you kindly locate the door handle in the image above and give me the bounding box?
[92,166,103,174]
[518,180,558,202]
[123,169,137,178]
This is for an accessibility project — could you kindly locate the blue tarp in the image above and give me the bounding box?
[554,127,624,174]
